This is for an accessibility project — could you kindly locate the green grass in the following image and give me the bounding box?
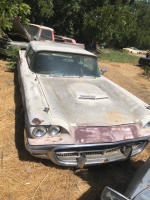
[97,48,139,64]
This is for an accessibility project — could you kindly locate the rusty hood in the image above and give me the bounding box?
[11,17,31,41]
[37,75,150,127]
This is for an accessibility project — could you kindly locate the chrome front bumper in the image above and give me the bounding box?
[24,130,149,167]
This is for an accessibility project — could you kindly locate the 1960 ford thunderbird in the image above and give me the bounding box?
[17,41,150,168]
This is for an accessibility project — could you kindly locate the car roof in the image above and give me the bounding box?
[29,41,96,57]
[29,23,54,32]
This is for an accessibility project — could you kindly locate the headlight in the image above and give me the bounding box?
[32,126,46,137]
[48,126,61,136]
[144,122,150,128]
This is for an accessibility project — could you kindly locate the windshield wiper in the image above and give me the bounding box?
[49,74,66,77]
[48,74,96,78]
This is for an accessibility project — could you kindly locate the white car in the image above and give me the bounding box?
[123,47,147,54]
[17,41,150,168]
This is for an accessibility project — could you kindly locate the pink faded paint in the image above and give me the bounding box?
[54,35,85,48]
[28,134,74,145]
[28,123,150,146]
[73,124,146,144]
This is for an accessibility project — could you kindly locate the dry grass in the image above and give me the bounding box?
[0,55,150,200]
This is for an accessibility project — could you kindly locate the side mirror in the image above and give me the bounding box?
[101,68,107,75]
[101,187,129,200]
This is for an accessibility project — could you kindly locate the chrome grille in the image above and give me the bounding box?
[54,142,146,165]
[56,149,117,157]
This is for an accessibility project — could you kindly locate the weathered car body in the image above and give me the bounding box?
[0,17,54,55]
[123,47,147,54]
[54,35,85,49]
[17,41,150,167]
[101,157,150,200]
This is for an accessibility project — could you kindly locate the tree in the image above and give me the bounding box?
[23,0,53,25]
[135,0,150,49]
[0,0,30,33]
[83,0,137,48]
[45,0,137,47]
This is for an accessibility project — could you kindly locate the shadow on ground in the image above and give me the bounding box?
[0,54,7,61]
[75,159,144,200]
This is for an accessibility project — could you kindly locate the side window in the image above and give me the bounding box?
[65,39,73,43]
[26,47,34,65]
[40,30,52,40]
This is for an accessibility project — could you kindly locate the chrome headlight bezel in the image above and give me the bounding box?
[30,125,69,138]
[32,126,47,137]
[48,126,61,136]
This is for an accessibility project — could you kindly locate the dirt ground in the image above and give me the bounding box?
[0,56,150,200]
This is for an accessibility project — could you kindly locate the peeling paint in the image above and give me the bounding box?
[32,118,44,125]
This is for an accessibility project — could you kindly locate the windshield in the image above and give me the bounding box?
[25,25,40,38]
[30,52,100,77]
[40,30,52,40]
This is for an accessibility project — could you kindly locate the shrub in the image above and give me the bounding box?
[5,45,20,71]
[142,66,150,76]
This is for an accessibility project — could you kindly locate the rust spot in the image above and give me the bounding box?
[114,129,119,132]
[44,138,51,141]
[105,111,127,124]
[32,118,45,125]
[32,118,41,125]
[147,185,150,187]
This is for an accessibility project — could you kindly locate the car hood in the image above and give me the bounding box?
[11,17,31,41]
[38,76,150,126]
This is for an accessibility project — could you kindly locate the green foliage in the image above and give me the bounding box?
[46,0,150,49]
[83,0,137,47]
[0,0,30,33]
[141,66,150,75]
[23,0,53,24]
[1,0,150,50]
[38,0,53,17]
[97,48,139,64]
[5,45,20,71]
[134,0,150,49]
